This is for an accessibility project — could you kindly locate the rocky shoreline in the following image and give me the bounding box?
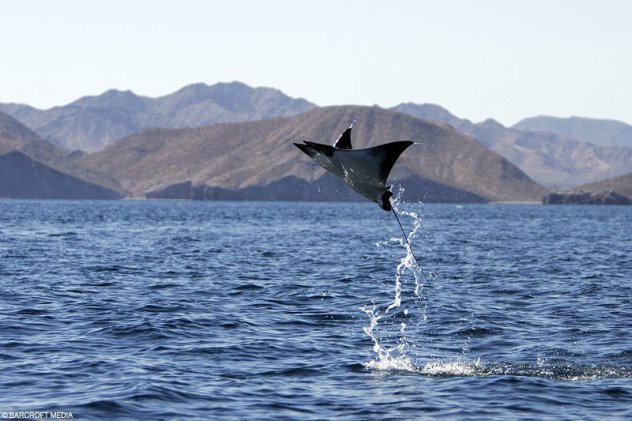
[543,190,631,205]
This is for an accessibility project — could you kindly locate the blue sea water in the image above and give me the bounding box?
[0,199,631,420]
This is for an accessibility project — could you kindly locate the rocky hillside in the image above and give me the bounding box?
[0,111,122,198]
[393,103,632,188]
[513,116,632,148]
[78,106,546,203]
[469,120,632,188]
[0,151,121,199]
[0,82,315,152]
[573,172,632,200]
[4,83,629,192]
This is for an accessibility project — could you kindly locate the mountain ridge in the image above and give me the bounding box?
[2,81,630,197]
[78,105,546,203]
[0,81,316,152]
[512,115,632,148]
[0,111,122,199]
[392,103,632,188]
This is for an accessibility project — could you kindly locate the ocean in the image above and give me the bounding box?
[0,200,631,419]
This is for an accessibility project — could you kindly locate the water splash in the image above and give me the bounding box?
[419,360,481,376]
[365,352,632,380]
[362,192,430,371]
[361,303,415,372]
[359,194,632,382]
[418,360,632,381]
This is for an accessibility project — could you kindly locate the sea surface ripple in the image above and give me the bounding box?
[0,200,631,419]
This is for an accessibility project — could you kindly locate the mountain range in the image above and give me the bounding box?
[1,81,631,202]
[0,104,545,203]
[0,112,120,199]
[75,106,545,202]
[0,82,315,152]
[513,116,632,148]
[393,103,632,188]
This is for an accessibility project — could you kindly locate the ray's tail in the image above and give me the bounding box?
[390,205,432,288]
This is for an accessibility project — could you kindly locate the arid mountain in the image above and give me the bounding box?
[392,103,475,133]
[79,106,546,203]
[0,111,122,198]
[574,172,632,200]
[0,82,315,152]
[0,110,51,154]
[470,120,632,188]
[0,151,120,199]
[4,81,629,192]
[393,103,632,188]
[513,116,632,148]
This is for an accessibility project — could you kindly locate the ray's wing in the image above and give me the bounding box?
[368,141,414,187]
[333,140,413,210]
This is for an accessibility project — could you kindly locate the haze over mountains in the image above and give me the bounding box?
[0,112,121,199]
[1,81,631,202]
[513,116,632,148]
[393,103,632,188]
[0,82,315,152]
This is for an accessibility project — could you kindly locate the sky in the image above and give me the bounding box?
[1,0,631,126]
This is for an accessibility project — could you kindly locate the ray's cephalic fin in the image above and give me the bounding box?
[333,121,354,149]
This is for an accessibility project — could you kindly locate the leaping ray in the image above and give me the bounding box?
[294,123,429,284]
[294,123,412,211]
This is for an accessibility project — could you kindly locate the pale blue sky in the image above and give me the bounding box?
[1,0,631,125]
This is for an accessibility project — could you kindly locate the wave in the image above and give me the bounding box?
[366,357,632,381]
